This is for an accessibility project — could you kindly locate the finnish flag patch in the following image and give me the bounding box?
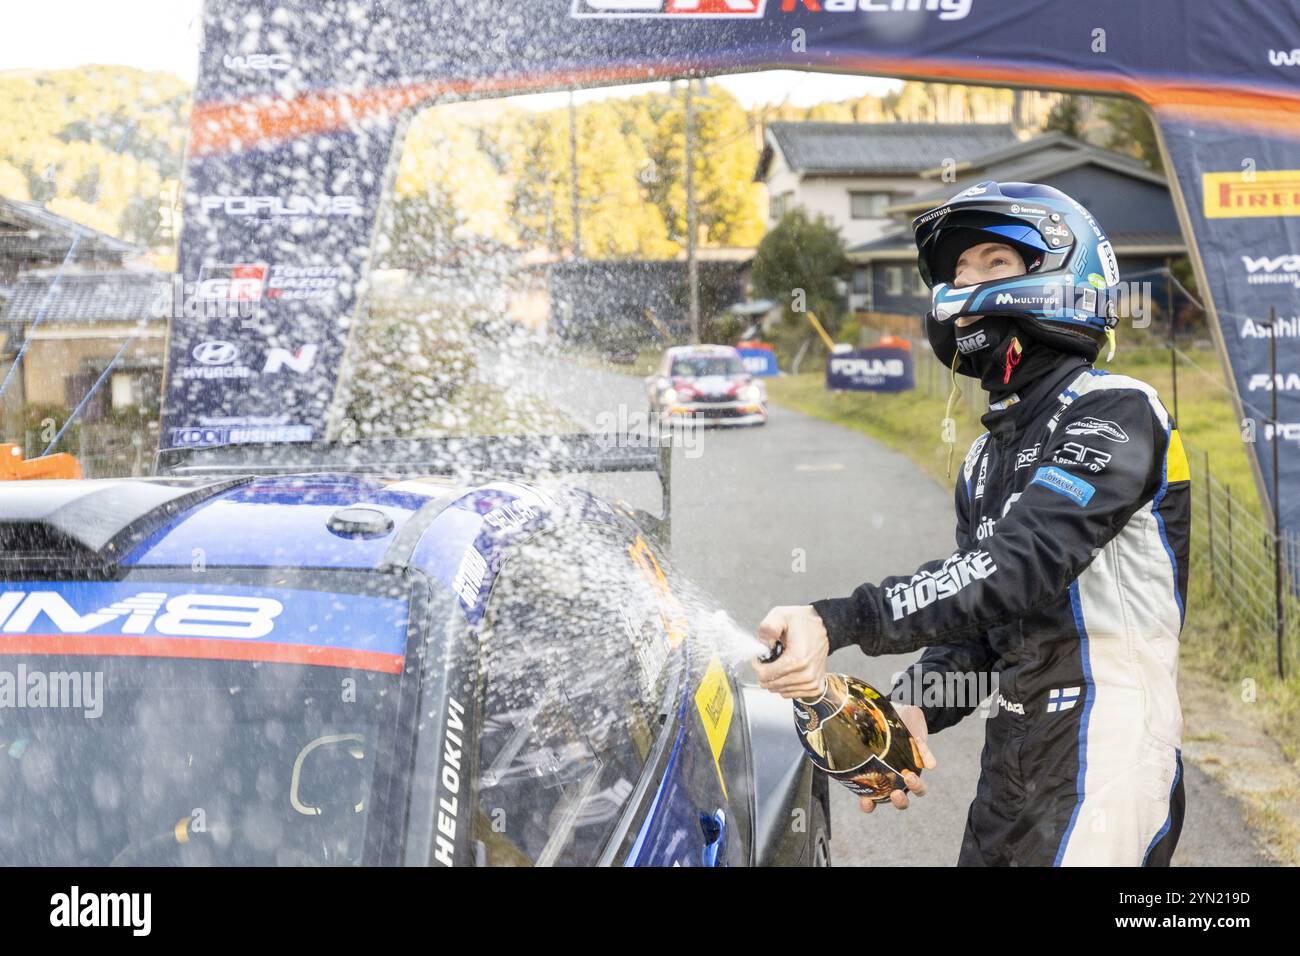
[1047,686,1082,713]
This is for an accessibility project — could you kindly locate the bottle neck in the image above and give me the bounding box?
[797,675,830,705]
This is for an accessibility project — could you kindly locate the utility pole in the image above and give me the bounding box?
[569,89,581,261]
[684,77,701,343]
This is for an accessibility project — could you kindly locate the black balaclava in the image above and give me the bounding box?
[954,314,1072,402]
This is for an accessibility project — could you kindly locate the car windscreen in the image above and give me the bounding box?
[671,356,743,378]
[0,572,417,866]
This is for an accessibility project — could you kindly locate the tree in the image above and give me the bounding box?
[650,84,767,251]
[1098,99,1164,173]
[750,208,849,334]
[0,67,188,250]
[1043,95,1085,138]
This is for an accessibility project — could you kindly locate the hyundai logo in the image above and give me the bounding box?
[192,340,239,366]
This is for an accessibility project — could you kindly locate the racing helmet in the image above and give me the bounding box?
[912,181,1121,374]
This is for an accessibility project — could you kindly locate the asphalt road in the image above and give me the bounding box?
[508,347,1268,866]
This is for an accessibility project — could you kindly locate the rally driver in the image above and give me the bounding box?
[754,181,1190,867]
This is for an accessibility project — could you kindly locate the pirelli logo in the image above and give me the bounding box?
[572,0,768,17]
[1202,170,1300,218]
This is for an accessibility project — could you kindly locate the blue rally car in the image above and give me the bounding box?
[0,436,829,867]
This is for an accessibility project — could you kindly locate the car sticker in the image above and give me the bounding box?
[693,654,734,800]
[0,581,408,673]
[627,535,688,649]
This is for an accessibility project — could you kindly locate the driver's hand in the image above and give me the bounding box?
[753,604,828,700]
[859,703,937,813]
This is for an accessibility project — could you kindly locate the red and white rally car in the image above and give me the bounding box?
[645,345,767,426]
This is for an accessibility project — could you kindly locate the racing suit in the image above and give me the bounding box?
[812,355,1189,866]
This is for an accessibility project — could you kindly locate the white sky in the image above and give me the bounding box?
[0,0,900,107]
[0,0,205,82]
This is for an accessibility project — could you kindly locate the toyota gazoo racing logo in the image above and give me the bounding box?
[0,590,283,640]
[1241,254,1300,287]
[266,264,345,301]
[196,263,344,303]
[197,263,267,302]
[199,194,364,218]
[571,0,767,17]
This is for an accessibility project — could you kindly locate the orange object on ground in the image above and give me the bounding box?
[0,444,83,480]
[877,335,912,350]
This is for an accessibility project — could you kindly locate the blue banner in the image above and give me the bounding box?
[737,344,778,377]
[827,347,914,392]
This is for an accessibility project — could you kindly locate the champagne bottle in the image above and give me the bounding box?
[762,641,923,802]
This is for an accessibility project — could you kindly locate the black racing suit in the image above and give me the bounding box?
[813,355,1190,866]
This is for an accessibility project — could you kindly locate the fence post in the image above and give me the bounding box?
[1270,303,1286,680]
[1204,450,1215,592]
[1226,484,1235,597]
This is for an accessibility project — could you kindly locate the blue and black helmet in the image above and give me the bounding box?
[912,181,1120,373]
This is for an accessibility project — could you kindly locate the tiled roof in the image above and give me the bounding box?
[758,122,1020,179]
[2,271,168,332]
[0,196,139,258]
[890,147,1167,213]
[848,230,1186,258]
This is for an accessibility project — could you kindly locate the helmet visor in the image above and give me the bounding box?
[915,208,1055,287]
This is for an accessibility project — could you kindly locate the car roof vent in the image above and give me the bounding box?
[0,476,251,575]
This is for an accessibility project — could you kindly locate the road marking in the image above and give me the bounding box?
[795,463,844,472]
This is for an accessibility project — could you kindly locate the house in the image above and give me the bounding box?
[0,196,139,290]
[846,134,1188,321]
[753,122,1023,247]
[1,271,167,423]
[0,196,164,444]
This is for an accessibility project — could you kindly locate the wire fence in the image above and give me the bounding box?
[1191,448,1298,678]
[23,423,156,479]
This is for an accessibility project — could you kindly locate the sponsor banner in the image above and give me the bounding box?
[1202,170,1300,219]
[163,116,393,445]
[736,342,778,376]
[0,582,409,673]
[1161,117,1300,541]
[826,346,914,392]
